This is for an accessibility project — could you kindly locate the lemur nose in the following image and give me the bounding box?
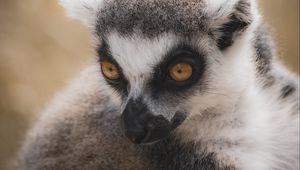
[121,99,171,144]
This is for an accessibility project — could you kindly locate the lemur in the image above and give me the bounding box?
[17,0,299,169]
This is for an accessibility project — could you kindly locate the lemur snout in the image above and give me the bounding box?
[121,99,186,144]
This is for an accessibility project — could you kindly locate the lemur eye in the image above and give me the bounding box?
[169,63,193,82]
[101,60,120,80]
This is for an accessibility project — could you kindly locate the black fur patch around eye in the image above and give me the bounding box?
[149,44,206,98]
[97,40,129,98]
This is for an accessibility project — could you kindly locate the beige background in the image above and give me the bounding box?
[0,0,299,170]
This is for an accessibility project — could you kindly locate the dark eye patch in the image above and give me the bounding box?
[97,39,129,98]
[150,44,206,96]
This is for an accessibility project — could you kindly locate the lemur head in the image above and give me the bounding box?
[61,0,260,144]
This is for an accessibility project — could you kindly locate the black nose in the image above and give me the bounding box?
[121,99,171,144]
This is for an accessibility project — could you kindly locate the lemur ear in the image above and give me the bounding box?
[208,0,257,50]
[59,0,104,27]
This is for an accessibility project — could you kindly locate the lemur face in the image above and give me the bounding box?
[99,33,210,144]
[61,0,256,144]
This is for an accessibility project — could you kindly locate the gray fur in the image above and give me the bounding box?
[17,66,232,170]
[17,25,299,168]
[96,0,208,37]
[17,66,150,170]
[17,0,299,169]
[281,84,296,99]
[253,24,299,99]
[96,0,252,41]
[253,24,276,86]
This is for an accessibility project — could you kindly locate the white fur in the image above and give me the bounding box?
[47,0,299,169]
[103,7,299,168]
[205,0,235,15]
[175,19,299,170]
[59,0,104,26]
[107,32,178,100]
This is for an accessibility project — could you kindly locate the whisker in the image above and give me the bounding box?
[201,90,229,97]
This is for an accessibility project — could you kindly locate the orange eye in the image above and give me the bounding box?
[101,60,120,80]
[169,63,193,82]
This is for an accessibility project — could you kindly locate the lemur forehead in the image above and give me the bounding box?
[106,32,179,80]
[96,0,212,38]
[61,0,245,37]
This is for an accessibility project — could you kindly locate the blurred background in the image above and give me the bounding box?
[0,0,299,169]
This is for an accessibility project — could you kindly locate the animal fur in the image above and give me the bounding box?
[17,0,299,169]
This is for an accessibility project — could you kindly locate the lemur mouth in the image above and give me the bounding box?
[139,112,187,144]
[121,99,187,144]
